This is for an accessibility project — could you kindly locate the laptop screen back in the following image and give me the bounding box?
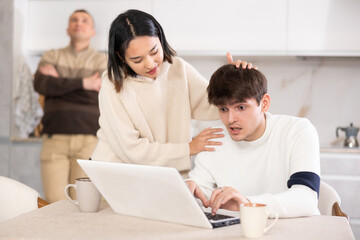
[77,159,212,228]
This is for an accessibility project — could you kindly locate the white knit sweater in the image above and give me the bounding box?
[92,57,218,174]
[189,113,321,218]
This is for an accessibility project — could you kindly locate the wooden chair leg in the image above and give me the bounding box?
[37,197,49,208]
[332,202,348,219]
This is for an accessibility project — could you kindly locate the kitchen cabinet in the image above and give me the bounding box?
[27,0,287,55]
[24,0,360,56]
[287,0,360,56]
[152,0,287,55]
[320,150,360,239]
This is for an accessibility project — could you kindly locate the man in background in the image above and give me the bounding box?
[34,9,107,203]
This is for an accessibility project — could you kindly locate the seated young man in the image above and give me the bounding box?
[186,64,321,218]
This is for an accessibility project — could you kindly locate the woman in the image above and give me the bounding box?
[92,9,252,177]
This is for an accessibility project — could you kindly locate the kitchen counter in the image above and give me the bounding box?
[320,146,360,154]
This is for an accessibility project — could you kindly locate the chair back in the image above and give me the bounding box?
[318,180,348,218]
[0,176,40,222]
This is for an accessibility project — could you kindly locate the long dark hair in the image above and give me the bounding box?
[108,9,176,92]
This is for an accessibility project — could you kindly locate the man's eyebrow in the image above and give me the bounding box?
[129,44,157,60]
[229,100,246,106]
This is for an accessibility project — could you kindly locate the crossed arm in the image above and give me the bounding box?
[36,64,102,94]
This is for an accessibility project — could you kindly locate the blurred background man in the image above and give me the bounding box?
[33,9,107,203]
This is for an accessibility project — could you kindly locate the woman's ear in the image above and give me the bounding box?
[261,94,271,112]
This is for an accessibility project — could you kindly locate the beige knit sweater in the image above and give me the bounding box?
[92,57,219,175]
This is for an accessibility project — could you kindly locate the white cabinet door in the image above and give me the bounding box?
[152,0,287,55]
[320,151,360,239]
[287,0,360,55]
[27,0,152,53]
[26,0,360,56]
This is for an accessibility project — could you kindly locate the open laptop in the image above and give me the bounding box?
[77,159,240,229]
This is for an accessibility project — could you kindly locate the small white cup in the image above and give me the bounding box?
[240,203,279,238]
[64,177,101,213]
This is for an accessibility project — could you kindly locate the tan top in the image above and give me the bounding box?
[92,57,219,174]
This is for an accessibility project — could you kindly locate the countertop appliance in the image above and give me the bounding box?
[336,123,359,148]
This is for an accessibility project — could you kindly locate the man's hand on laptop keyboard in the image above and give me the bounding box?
[185,180,210,208]
[186,181,250,216]
[209,186,250,215]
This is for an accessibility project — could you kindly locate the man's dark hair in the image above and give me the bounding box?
[207,64,267,106]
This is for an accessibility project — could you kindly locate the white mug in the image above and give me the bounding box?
[64,177,101,213]
[240,203,279,238]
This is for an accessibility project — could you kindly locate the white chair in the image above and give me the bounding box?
[0,176,48,222]
[318,180,348,218]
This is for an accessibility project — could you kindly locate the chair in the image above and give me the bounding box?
[318,180,348,218]
[0,176,49,222]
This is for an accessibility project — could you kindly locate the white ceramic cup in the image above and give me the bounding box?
[64,177,101,213]
[239,203,279,238]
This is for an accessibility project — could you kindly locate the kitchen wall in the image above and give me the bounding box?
[0,0,13,178]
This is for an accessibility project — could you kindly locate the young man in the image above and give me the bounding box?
[186,64,321,218]
[34,10,107,203]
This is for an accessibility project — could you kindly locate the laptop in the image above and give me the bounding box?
[77,159,240,229]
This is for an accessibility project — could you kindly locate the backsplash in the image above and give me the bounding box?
[182,55,360,147]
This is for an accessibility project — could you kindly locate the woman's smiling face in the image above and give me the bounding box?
[125,36,164,79]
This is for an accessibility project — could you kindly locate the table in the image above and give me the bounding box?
[0,200,355,240]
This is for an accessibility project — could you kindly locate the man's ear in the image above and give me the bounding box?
[261,94,271,112]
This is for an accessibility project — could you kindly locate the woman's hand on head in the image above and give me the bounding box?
[227,52,257,69]
[189,127,224,155]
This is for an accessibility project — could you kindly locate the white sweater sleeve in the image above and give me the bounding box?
[249,119,321,218]
[95,74,190,171]
[247,185,319,218]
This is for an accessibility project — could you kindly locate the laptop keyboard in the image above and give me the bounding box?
[204,212,233,221]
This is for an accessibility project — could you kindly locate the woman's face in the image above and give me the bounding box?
[124,36,164,79]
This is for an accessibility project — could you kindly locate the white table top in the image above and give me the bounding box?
[0,200,355,240]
